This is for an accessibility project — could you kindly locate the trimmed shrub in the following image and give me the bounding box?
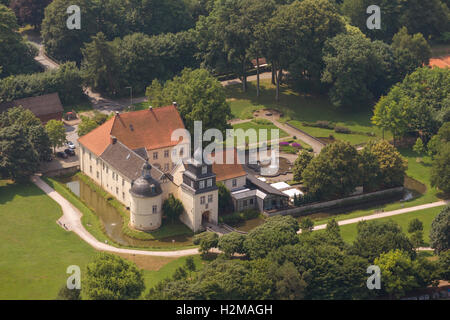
[334,126,351,134]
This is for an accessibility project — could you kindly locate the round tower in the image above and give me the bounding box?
[129,161,162,231]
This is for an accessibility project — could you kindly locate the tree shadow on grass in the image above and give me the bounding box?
[0,181,46,205]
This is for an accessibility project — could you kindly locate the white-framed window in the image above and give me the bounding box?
[153,152,158,160]
[207,179,212,187]
[152,205,157,214]
[164,150,169,158]
[232,179,237,187]
[208,194,213,203]
[202,166,207,174]
[199,180,205,189]
[200,196,205,204]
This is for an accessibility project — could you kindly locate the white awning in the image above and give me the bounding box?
[282,188,304,198]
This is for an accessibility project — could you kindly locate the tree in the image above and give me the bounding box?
[184,256,196,276]
[84,253,145,300]
[430,206,450,254]
[351,220,415,262]
[0,124,39,181]
[162,194,184,224]
[302,141,360,200]
[299,218,314,233]
[56,285,81,300]
[372,67,450,141]
[367,140,407,188]
[145,68,231,137]
[243,215,299,260]
[437,250,450,281]
[413,138,425,155]
[325,219,342,241]
[292,150,313,182]
[218,232,247,258]
[427,122,450,158]
[81,32,121,96]
[193,232,219,256]
[45,120,66,152]
[272,261,306,300]
[77,116,99,137]
[408,218,425,249]
[392,27,431,66]
[408,219,424,234]
[374,249,435,299]
[0,4,40,78]
[217,182,233,213]
[9,0,52,28]
[430,144,450,194]
[321,32,394,109]
[358,143,381,192]
[0,106,51,161]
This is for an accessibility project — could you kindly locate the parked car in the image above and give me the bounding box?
[66,141,76,149]
[56,151,68,159]
[64,148,75,156]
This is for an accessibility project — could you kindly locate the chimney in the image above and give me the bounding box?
[110,135,117,144]
[172,102,178,108]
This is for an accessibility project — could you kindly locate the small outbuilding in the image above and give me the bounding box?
[0,93,64,124]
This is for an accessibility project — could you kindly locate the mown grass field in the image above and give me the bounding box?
[0,180,202,299]
[338,206,446,245]
[225,79,391,146]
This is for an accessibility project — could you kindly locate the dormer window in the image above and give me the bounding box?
[202,166,207,174]
[207,179,212,187]
[199,180,205,189]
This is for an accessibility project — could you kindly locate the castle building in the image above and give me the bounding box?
[78,105,220,232]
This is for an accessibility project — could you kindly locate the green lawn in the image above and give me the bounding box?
[143,255,204,291]
[225,79,391,146]
[0,179,203,299]
[0,180,97,299]
[338,206,446,245]
[228,119,289,147]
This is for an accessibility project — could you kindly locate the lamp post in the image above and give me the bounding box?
[126,86,133,110]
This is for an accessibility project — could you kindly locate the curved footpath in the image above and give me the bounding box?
[310,201,449,232]
[31,175,200,257]
[32,175,447,256]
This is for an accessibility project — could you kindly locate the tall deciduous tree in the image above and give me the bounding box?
[302,141,360,199]
[85,253,145,300]
[145,68,231,137]
[162,194,184,224]
[430,144,450,194]
[430,206,450,254]
[292,150,313,182]
[45,120,66,152]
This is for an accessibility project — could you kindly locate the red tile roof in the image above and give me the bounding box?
[429,56,450,69]
[208,148,247,182]
[78,106,186,156]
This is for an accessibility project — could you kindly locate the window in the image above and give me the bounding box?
[122,192,125,200]
[190,181,194,188]
[153,152,158,160]
[232,179,237,187]
[89,165,92,173]
[200,196,205,204]
[106,167,109,174]
[96,171,99,179]
[202,166,207,174]
[112,172,115,179]
[179,148,184,156]
[199,180,205,189]
[122,178,125,186]
[207,179,212,187]
[164,150,169,158]
[208,194,213,203]
[164,163,169,171]
[152,205,157,214]
[243,200,248,207]
[250,198,254,205]
[116,187,118,194]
